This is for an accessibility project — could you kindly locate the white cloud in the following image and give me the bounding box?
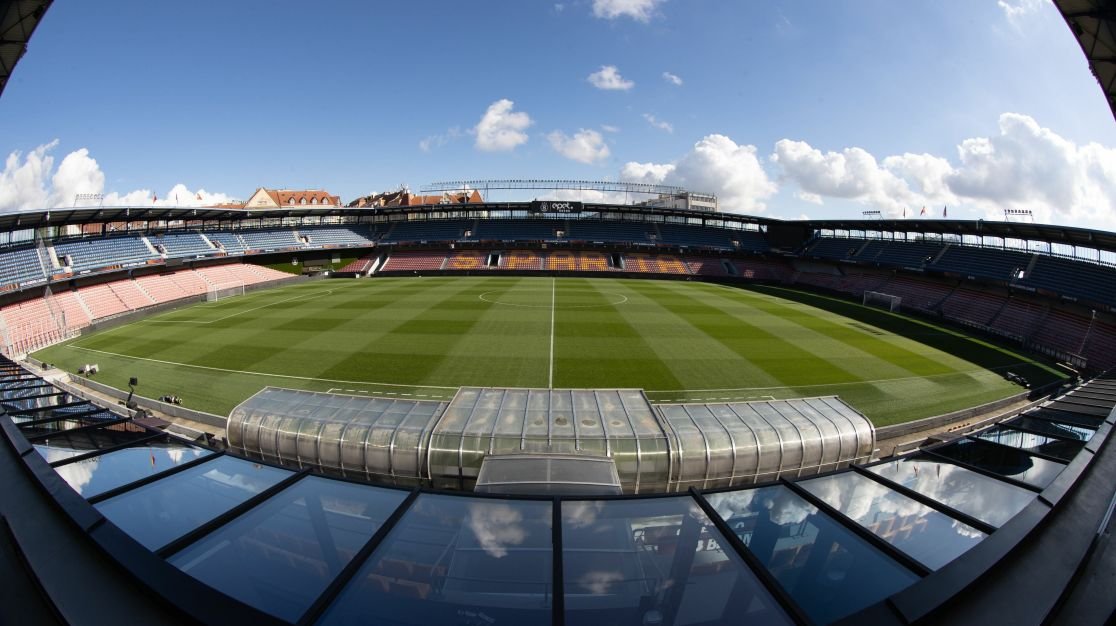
[601,124,620,133]
[547,129,611,164]
[661,71,683,86]
[592,0,664,22]
[642,113,673,133]
[795,191,823,205]
[770,113,1116,231]
[588,65,634,91]
[998,0,1044,21]
[472,99,533,152]
[418,126,462,152]
[554,3,565,13]
[772,139,954,217]
[621,134,777,213]
[0,141,236,211]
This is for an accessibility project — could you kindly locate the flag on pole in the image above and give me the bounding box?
[152,193,157,204]
[903,207,907,218]
[943,206,948,218]
[196,192,203,201]
[920,206,926,216]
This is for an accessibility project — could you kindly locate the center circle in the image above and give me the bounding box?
[478,289,628,309]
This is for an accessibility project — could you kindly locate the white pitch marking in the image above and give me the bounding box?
[548,277,556,389]
[64,345,459,390]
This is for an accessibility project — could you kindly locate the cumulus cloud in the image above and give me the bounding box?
[661,71,683,86]
[621,134,778,213]
[587,65,634,91]
[592,0,664,22]
[771,113,1116,230]
[0,141,236,211]
[547,129,611,164]
[772,140,954,216]
[473,99,533,152]
[600,124,620,133]
[642,113,673,133]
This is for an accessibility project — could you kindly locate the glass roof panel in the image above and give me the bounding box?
[974,426,1086,462]
[52,440,212,498]
[931,438,1065,489]
[170,476,407,622]
[96,455,292,550]
[1006,416,1095,442]
[865,454,1035,527]
[31,421,149,462]
[704,484,919,624]
[799,472,985,570]
[561,497,792,626]
[320,494,554,626]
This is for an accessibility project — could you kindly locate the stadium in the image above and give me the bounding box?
[2,2,1116,626]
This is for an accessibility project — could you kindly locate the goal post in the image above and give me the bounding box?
[863,290,901,313]
[207,281,246,302]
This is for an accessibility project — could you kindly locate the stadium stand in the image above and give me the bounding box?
[0,247,48,289]
[567,221,654,244]
[148,232,215,258]
[54,236,157,273]
[238,229,303,251]
[338,255,379,274]
[300,227,375,247]
[134,273,191,305]
[992,297,1047,341]
[876,275,954,312]
[857,240,943,268]
[500,250,542,270]
[656,223,738,250]
[940,287,1007,327]
[204,231,249,254]
[167,269,211,296]
[931,245,1032,281]
[382,220,467,243]
[446,251,487,270]
[806,237,867,260]
[1021,255,1116,306]
[75,284,129,319]
[1030,309,1091,357]
[623,253,689,274]
[469,220,560,241]
[683,257,731,276]
[381,252,447,272]
[108,281,155,309]
[50,290,93,329]
[732,258,792,281]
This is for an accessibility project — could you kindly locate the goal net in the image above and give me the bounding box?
[863,290,901,313]
[207,281,245,301]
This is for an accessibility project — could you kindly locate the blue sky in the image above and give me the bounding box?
[1,0,1115,229]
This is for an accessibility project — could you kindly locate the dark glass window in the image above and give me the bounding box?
[932,438,1065,488]
[560,497,792,626]
[704,485,919,624]
[799,472,985,570]
[866,455,1035,527]
[975,426,1085,462]
[97,455,292,550]
[321,494,554,626]
[169,476,407,622]
[50,440,211,498]
[1006,416,1095,442]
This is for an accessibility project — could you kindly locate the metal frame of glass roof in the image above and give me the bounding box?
[2,355,1113,624]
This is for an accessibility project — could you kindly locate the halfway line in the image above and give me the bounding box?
[548,277,556,388]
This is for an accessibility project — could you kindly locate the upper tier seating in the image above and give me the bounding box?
[205,232,249,254]
[856,240,944,268]
[656,224,738,250]
[0,247,47,289]
[54,237,157,273]
[1021,256,1116,307]
[931,246,1032,282]
[567,221,654,244]
[807,238,868,260]
[239,230,303,251]
[148,232,216,258]
[382,221,467,243]
[469,220,561,242]
[301,227,375,248]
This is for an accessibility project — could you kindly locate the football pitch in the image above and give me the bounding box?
[33,276,1064,425]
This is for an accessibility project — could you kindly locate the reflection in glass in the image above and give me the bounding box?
[1007,416,1095,442]
[705,485,919,624]
[561,498,792,626]
[866,455,1035,527]
[97,456,292,550]
[932,438,1065,488]
[47,440,210,498]
[321,494,554,626]
[799,472,985,570]
[975,426,1085,462]
[170,476,407,622]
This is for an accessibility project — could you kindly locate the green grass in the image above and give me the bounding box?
[33,276,1064,424]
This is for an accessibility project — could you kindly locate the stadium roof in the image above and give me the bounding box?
[0,0,51,98]
[798,217,1116,251]
[1056,0,1116,120]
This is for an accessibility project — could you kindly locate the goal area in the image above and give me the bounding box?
[207,281,245,302]
[863,290,901,312]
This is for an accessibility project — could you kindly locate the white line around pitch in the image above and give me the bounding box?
[548,277,556,389]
